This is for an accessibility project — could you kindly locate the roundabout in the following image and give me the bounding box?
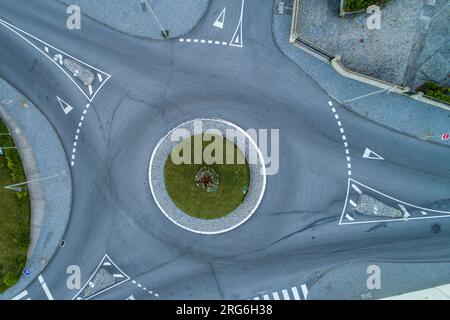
[149,119,267,234]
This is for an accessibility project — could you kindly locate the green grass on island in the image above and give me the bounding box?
[164,134,250,220]
[0,119,30,293]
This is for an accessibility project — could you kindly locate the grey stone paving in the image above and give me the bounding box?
[296,0,449,88]
[0,78,71,300]
[57,0,209,40]
[273,12,450,146]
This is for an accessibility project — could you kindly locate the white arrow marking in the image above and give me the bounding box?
[56,96,73,115]
[213,7,226,29]
[363,147,384,160]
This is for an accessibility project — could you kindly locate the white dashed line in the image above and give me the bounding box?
[70,103,91,167]
[329,101,352,177]
[130,279,159,298]
[178,38,231,47]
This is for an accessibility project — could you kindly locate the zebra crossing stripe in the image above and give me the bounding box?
[291,287,301,300]
[282,289,290,300]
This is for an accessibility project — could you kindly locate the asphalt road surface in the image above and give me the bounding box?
[1,0,449,300]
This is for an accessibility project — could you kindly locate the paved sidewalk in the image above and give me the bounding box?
[273,9,450,146]
[0,78,71,300]
[296,0,450,88]
[57,0,209,40]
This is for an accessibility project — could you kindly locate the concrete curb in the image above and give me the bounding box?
[0,79,72,300]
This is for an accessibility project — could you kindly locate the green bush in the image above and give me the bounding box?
[343,0,390,12]
[417,82,450,105]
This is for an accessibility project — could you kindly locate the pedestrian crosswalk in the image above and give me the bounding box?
[252,284,308,300]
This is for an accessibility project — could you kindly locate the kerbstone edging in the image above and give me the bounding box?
[149,119,267,234]
[0,79,71,300]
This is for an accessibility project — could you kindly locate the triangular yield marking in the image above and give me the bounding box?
[56,96,73,115]
[339,178,450,225]
[0,18,111,102]
[229,0,244,47]
[363,147,384,160]
[213,7,226,29]
[72,254,130,300]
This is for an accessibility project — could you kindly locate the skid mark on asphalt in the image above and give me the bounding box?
[340,178,450,225]
[70,103,90,167]
[328,100,352,177]
[0,18,111,102]
[252,284,308,300]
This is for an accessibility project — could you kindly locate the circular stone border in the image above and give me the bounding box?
[148,118,267,234]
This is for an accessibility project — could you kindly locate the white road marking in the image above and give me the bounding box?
[351,183,363,195]
[345,214,355,221]
[272,292,280,300]
[339,178,450,225]
[349,199,357,207]
[229,0,244,47]
[88,85,93,96]
[328,101,333,106]
[72,254,131,300]
[398,204,411,218]
[421,211,428,215]
[12,290,29,300]
[363,147,384,160]
[193,39,198,43]
[38,275,54,300]
[213,7,226,29]
[253,296,260,300]
[0,19,111,102]
[113,274,125,278]
[301,284,308,300]
[281,289,290,300]
[56,96,73,115]
[200,39,205,43]
[178,38,184,42]
[262,294,270,300]
[103,262,111,266]
[291,287,301,300]
[97,73,103,82]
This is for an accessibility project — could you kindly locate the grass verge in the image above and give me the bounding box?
[0,119,30,293]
